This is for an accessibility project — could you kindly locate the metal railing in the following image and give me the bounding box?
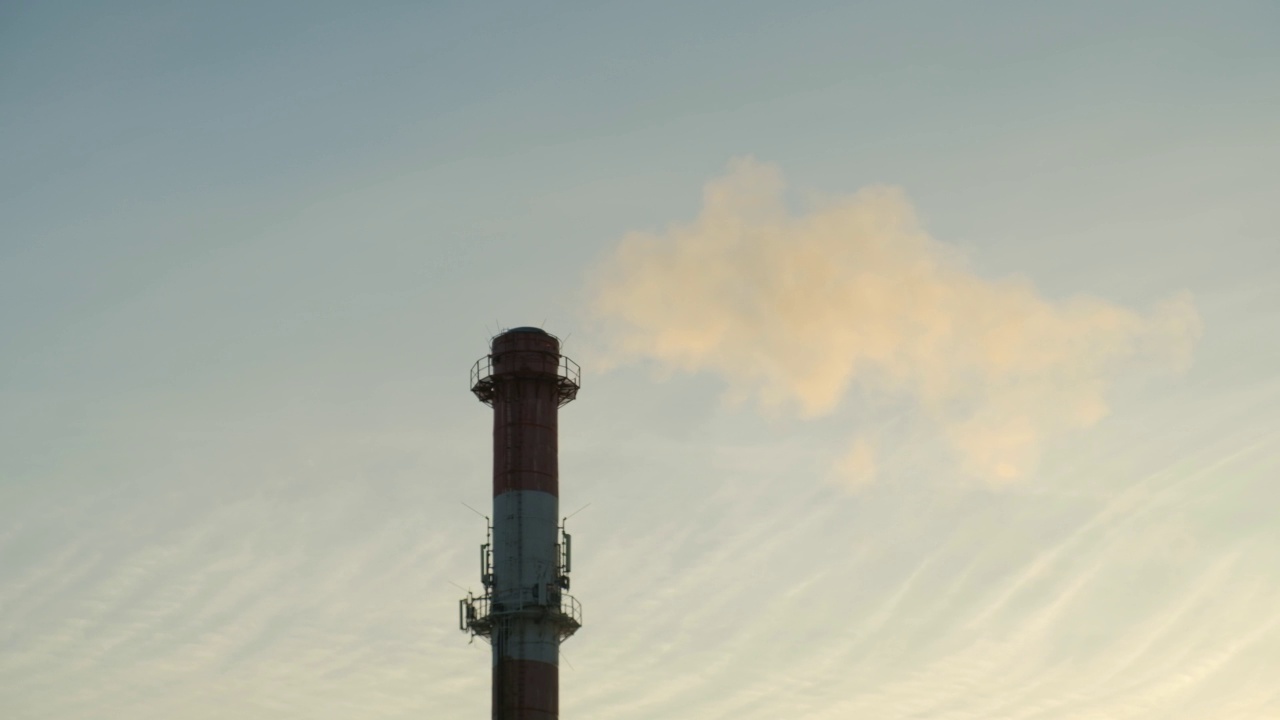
[470,353,581,407]
[460,588,583,642]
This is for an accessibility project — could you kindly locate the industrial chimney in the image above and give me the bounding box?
[460,327,582,720]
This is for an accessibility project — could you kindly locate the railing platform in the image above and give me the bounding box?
[460,590,582,642]
[470,353,580,407]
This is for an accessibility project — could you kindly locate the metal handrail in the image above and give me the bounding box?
[470,353,581,407]
[460,588,583,641]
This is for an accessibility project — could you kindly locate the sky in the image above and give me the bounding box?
[2,1,1279,718]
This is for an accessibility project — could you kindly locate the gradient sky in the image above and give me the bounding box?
[3,2,1279,718]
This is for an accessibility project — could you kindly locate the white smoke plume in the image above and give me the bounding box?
[587,158,1201,485]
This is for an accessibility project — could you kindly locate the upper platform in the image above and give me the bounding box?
[471,327,580,407]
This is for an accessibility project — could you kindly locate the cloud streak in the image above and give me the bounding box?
[588,158,1202,483]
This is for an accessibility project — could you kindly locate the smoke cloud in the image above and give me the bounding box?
[588,158,1201,484]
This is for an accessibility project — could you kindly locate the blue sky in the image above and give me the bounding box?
[2,2,1279,718]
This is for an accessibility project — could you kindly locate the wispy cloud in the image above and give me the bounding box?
[587,158,1202,483]
[558,422,1280,720]
[2,367,1275,720]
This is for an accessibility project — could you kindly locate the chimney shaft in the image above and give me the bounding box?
[462,328,581,720]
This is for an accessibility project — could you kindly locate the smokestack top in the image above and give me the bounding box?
[491,327,561,356]
[472,327,580,407]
